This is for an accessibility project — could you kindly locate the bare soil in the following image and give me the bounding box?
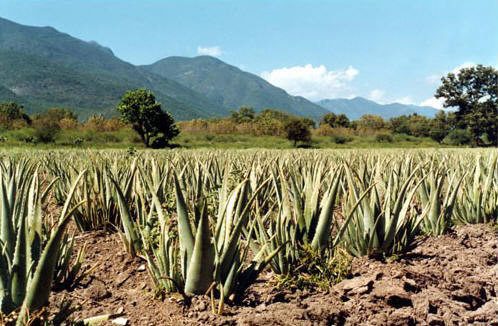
[49,224,498,325]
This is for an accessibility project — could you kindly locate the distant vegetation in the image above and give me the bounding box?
[1,62,495,149]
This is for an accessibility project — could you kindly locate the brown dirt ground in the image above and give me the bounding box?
[49,224,498,325]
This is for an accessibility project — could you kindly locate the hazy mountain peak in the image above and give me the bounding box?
[317,97,438,120]
[142,56,328,119]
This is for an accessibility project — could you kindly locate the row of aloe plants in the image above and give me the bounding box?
[1,149,496,322]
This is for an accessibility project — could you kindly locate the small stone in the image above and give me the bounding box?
[112,317,128,325]
[116,273,130,287]
[339,276,374,292]
[138,264,146,271]
[116,306,125,314]
[351,285,371,295]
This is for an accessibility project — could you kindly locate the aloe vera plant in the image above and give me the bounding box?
[453,154,497,224]
[418,167,465,235]
[342,160,429,257]
[0,161,85,323]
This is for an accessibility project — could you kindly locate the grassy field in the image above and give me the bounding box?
[0,148,496,324]
[0,128,447,149]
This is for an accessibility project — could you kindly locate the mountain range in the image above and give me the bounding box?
[0,17,439,121]
[317,97,439,120]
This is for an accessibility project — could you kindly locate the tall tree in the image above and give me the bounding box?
[117,89,179,148]
[284,118,311,147]
[435,65,497,145]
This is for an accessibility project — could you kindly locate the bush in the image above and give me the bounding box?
[375,133,393,143]
[442,129,473,145]
[33,117,60,143]
[331,135,353,144]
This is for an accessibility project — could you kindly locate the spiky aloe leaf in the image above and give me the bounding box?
[10,207,27,307]
[21,171,86,312]
[110,176,141,256]
[311,168,341,250]
[184,204,214,295]
[0,180,14,259]
[173,173,195,279]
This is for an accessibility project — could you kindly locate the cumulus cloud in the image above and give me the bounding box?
[260,64,359,101]
[197,46,222,57]
[420,97,445,109]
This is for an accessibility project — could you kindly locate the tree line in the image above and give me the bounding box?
[0,64,496,147]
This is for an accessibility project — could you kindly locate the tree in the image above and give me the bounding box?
[230,106,255,123]
[320,113,337,127]
[429,111,454,143]
[406,114,431,137]
[336,114,350,128]
[117,89,179,148]
[32,115,60,143]
[435,64,497,145]
[357,114,386,130]
[284,118,311,147]
[389,115,410,135]
[0,102,31,129]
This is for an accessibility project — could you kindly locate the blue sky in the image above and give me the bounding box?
[2,0,497,108]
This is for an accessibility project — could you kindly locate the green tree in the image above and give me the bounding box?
[429,111,454,143]
[358,114,386,130]
[336,114,350,128]
[230,106,255,123]
[284,118,311,147]
[406,114,431,137]
[389,115,410,135]
[117,89,179,148]
[255,109,292,122]
[435,64,497,145]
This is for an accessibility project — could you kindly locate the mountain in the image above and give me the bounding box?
[317,97,440,120]
[0,17,328,121]
[0,17,225,120]
[141,56,329,120]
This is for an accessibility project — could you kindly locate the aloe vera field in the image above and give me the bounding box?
[0,148,497,325]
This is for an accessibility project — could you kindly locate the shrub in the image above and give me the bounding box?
[375,133,393,143]
[442,129,472,145]
[331,135,353,144]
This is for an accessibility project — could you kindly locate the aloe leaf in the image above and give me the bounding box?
[22,171,86,312]
[311,169,341,250]
[184,204,214,295]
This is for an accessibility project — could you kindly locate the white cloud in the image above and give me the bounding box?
[260,64,359,101]
[197,46,222,57]
[420,97,445,109]
[368,91,416,105]
[393,96,415,105]
[368,89,386,103]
